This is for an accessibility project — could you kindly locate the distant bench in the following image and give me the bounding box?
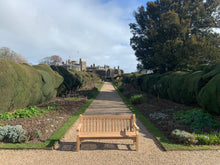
[76,114,139,151]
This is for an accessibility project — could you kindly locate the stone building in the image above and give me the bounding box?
[87,64,124,77]
[61,58,124,77]
[62,58,86,71]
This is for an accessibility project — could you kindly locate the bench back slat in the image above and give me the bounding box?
[79,115,135,133]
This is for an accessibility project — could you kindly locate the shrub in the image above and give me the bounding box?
[116,81,123,87]
[0,59,63,113]
[149,112,168,120]
[0,112,14,120]
[0,106,50,121]
[50,66,81,94]
[197,74,220,114]
[130,94,145,104]
[14,106,49,118]
[51,66,101,96]
[171,129,198,145]
[173,109,219,132]
[118,86,125,93]
[0,125,27,143]
[122,63,220,114]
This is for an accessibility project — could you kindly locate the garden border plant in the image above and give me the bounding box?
[0,81,104,149]
[112,82,220,151]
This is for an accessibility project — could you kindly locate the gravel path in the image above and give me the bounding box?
[0,82,219,165]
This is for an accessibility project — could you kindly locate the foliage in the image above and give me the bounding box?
[0,106,52,121]
[194,132,220,145]
[130,0,220,73]
[149,112,168,120]
[0,47,28,64]
[121,63,220,114]
[50,66,100,96]
[197,70,220,114]
[0,125,27,143]
[50,66,81,94]
[130,94,145,104]
[118,86,125,93]
[35,129,42,139]
[0,112,14,121]
[84,87,99,99]
[171,129,198,145]
[173,109,219,132]
[0,59,63,113]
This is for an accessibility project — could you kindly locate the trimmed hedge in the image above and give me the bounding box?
[50,66,81,95]
[0,59,63,113]
[69,69,101,88]
[122,64,220,114]
[50,66,101,95]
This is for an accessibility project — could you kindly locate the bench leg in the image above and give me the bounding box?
[76,136,80,152]
[136,135,139,151]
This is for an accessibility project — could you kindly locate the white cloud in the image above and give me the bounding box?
[0,0,140,72]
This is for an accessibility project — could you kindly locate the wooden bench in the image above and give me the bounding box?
[76,114,139,151]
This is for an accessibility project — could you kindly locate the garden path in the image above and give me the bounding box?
[0,82,219,165]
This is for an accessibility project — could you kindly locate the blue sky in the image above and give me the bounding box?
[0,0,150,73]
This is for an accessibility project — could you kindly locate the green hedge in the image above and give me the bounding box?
[50,66,81,95]
[50,66,100,95]
[0,59,63,113]
[122,64,220,114]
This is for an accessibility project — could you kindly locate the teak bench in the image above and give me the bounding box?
[76,114,139,151]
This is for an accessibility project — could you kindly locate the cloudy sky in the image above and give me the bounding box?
[0,0,148,73]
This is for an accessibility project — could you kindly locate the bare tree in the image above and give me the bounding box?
[0,47,28,63]
[40,55,63,65]
[14,54,28,63]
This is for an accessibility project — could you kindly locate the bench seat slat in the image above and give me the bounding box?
[79,132,137,138]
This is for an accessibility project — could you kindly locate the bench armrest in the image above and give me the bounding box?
[77,123,82,132]
[133,123,139,132]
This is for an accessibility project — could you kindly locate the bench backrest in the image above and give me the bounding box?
[79,115,136,133]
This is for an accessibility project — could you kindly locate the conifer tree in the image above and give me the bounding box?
[130,0,220,73]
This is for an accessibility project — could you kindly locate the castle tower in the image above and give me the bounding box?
[118,66,121,75]
[80,58,82,71]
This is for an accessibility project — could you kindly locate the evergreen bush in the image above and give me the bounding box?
[0,59,63,112]
[171,129,197,145]
[122,63,220,114]
[130,94,145,104]
[50,66,100,96]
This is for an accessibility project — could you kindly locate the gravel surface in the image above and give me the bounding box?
[0,82,219,165]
